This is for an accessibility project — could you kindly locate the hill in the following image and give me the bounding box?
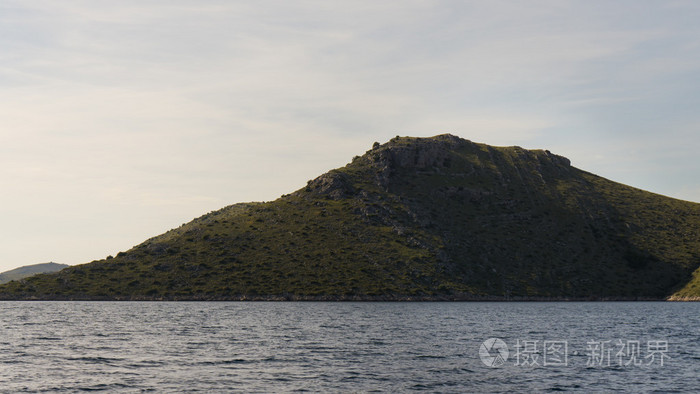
[0,263,69,285]
[1,134,699,300]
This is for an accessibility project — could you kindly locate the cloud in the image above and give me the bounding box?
[1,1,699,270]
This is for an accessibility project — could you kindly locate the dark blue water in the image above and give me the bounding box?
[0,302,698,392]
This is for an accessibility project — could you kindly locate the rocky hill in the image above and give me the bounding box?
[0,262,69,285]
[1,134,699,300]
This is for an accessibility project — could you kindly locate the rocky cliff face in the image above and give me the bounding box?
[367,135,571,191]
[303,172,356,200]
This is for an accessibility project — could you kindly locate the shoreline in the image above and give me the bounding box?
[0,293,694,301]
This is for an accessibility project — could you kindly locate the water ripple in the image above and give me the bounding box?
[0,301,698,392]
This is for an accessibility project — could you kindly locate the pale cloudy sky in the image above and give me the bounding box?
[1,0,699,271]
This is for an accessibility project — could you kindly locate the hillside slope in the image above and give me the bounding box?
[0,263,69,285]
[1,134,699,300]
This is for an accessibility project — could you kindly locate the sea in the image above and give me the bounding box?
[0,301,698,392]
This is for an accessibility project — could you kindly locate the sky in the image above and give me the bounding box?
[1,0,699,272]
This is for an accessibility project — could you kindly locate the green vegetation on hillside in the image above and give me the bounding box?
[1,134,698,300]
